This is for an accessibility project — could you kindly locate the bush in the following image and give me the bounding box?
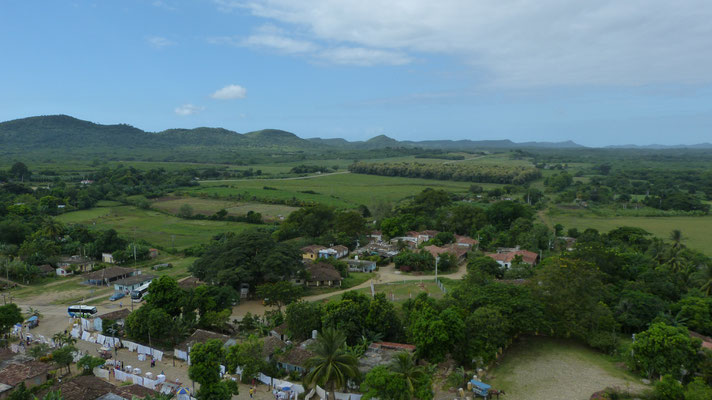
[653,375,683,400]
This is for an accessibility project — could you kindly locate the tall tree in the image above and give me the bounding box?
[303,328,359,400]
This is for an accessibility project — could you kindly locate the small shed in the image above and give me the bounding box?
[346,259,377,273]
[94,308,131,332]
[174,329,235,364]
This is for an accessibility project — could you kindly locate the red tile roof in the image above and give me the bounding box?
[455,235,479,246]
[486,250,538,265]
[301,245,326,254]
[369,342,416,352]
[0,360,50,386]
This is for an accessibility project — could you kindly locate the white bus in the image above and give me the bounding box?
[67,305,98,317]
[131,282,150,302]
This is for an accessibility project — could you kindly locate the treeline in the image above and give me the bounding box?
[349,162,541,184]
[289,164,338,174]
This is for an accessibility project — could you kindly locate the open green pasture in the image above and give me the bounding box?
[56,204,252,249]
[190,172,500,208]
[543,210,712,255]
[151,196,298,220]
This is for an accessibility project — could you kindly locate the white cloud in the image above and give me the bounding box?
[318,47,411,66]
[174,104,204,116]
[147,36,175,48]
[229,0,712,86]
[243,34,318,54]
[211,84,247,100]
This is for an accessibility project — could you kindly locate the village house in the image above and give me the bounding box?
[276,347,314,374]
[84,266,136,286]
[177,276,203,290]
[36,264,55,277]
[294,262,343,287]
[174,329,236,364]
[424,244,469,263]
[359,342,416,374]
[557,236,577,251]
[0,359,51,395]
[57,255,95,273]
[262,336,288,362]
[485,247,539,268]
[94,308,131,332]
[368,230,383,242]
[101,253,115,264]
[346,258,377,273]
[301,245,326,261]
[113,273,155,294]
[56,265,73,277]
[454,235,479,249]
[269,323,289,342]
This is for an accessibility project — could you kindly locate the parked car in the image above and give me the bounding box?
[109,292,125,301]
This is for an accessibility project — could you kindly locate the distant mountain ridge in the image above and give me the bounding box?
[0,115,592,153]
[4,114,708,153]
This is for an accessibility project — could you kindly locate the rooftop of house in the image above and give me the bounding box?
[262,336,288,357]
[271,323,288,335]
[176,329,231,352]
[306,262,343,282]
[486,249,539,265]
[84,267,135,281]
[177,276,203,290]
[301,245,326,254]
[454,235,479,245]
[277,347,314,368]
[58,256,94,264]
[369,342,416,352]
[359,342,416,373]
[424,244,468,259]
[331,245,349,252]
[113,383,159,399]
[0,360,51,386]
[97,308,131,321]
[112,274,155,287]
[37,375,114,400]
[37,264,55,273]
[690,331,712,350]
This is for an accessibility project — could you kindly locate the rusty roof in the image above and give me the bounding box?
[36,375,113,400]
[306,262,342,282]
[277,347,314,367]
[0,360,50,386]
[84,267,135,281]
[176,329,230,352]
[97,308,131,321]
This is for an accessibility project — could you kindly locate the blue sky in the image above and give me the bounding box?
[2,0,712,146]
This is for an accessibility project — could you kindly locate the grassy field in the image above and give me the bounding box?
[542,210,712,255]
[488,336,648,400]
[189,172,500,208]
[151,196,298,220]
[56,204,253,249]
[317,280,447,304]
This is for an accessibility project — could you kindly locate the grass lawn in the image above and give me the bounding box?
[542,210,712,255]
[191,173,495,208]
[303,272,372,296]
[488,336,648,400]
[151,195,298,220]
[56,204,253,249]
[319,280,447,304]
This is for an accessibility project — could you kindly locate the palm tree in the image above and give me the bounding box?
[647,238,668,266]
[303,328,359,400]
[699,264,712,296]
[26,307,42,319]
[665,247,689,274]
[41,218,65,240]
[669,229,685,250]
[390,352,425,397]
